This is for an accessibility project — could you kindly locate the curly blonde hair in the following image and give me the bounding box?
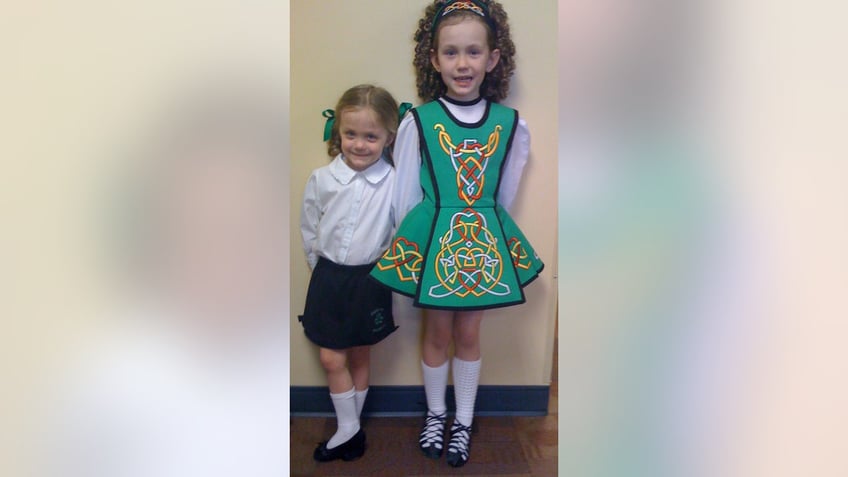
[413,0,516,103]
[326,84,400,162]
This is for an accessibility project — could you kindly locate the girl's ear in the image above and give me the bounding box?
[430,49,441,72]
[486,48,501,72]
[386,132,396,146]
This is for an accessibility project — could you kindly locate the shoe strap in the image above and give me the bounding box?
[420,412,447,445]
[448,422,472,456]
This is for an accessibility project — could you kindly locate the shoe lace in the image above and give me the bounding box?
[448,422,472,459]
[420,412,447,448]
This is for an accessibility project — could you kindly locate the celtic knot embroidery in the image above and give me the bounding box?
[377,237,424,283]
[434,124,502,206]
[428,209,511,299]
[507,237,531,270]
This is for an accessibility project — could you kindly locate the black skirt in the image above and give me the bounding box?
[299,257,397,349]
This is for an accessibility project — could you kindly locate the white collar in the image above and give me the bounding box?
[329,154,392,185]
[438,97,488,125]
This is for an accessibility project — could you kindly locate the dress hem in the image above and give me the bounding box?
[411,297,527,311]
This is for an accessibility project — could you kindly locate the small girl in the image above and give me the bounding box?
[370,0,544,467]
[300,84,407,462]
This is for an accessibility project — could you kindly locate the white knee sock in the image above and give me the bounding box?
[452,357,481,427]
[327,387,360,449]
[422,360,449,415]
[354,387,369,417]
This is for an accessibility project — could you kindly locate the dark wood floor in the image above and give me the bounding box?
[291,330,558,476]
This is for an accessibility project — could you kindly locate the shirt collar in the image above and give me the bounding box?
[440,95,483,107]
[329,154,392,185]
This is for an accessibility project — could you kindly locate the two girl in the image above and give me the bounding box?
[300,0,542,468]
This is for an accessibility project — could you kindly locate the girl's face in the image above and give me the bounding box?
[339,107,393,171]
[431,17,501,102]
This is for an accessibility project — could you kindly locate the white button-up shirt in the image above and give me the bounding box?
[300,155,395,270]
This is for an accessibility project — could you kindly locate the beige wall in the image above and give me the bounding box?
[290,0,558,386]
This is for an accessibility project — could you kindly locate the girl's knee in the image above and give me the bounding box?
[453,326,480,351]
[425,316,453,345]
[347,346,370,368]
[319,349,347,373]
[425,327,453,350]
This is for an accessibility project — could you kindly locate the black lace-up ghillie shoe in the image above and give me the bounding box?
[446,420,472,467]
[313,428,366,462]
[419,411,447,459]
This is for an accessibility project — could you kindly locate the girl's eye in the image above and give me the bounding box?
[444,49,456,56]
[367,134,377,141]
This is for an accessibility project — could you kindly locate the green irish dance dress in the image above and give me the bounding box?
[370,100,543,310]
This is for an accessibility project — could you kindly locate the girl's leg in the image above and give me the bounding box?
[452,310,483,362]
[419,309,454,457]
[452,311,483,426]
[422,309,454,414]
[347,345,371,417]
[447,310,484,467]
[320,347,354,393]
[318,347,360,450]
[422,309,454,367]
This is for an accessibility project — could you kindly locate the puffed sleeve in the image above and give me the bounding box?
[391,113,423,228]
[300,171,321,270]
[496,117,531,213]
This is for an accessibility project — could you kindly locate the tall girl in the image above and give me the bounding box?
[370,0,543,468]
[300,84,405,462]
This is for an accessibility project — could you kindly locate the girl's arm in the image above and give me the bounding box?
[391,113,422,228]
[300,172,322,270]
[497,118,531,213]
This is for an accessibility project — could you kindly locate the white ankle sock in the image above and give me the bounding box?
[452,357,481,427]
[354,388,369,417]
[327,387,360,449]
[422,360,449,415]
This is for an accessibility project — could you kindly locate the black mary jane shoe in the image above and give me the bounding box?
[313,428,366,462]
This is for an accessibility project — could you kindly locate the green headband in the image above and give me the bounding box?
[323,102,413,142]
